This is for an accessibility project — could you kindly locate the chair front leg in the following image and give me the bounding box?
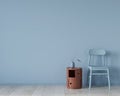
[89,69,92,90]
[107,69,110,90]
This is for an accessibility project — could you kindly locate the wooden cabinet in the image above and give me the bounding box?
[66,67,82,89]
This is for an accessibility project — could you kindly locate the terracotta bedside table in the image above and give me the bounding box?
[66,67,82,89]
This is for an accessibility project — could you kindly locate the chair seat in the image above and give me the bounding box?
[88,66,109,70]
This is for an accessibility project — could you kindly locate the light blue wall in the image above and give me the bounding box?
[0,0,120,87]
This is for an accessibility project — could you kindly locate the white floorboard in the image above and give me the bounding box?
[0,85,119,96]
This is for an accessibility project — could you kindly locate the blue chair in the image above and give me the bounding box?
[88,49,110,90]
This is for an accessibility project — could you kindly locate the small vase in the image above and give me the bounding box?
[72,61,75,68]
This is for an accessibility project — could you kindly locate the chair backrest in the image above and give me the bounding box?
[89,49,106,56]
[89,49,106,67]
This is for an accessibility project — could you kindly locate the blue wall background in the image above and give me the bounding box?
[0,0,120,87]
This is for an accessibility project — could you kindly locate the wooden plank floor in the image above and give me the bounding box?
[0,85,119,96]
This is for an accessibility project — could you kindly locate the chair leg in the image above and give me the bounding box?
[107,69,110,90]
[89,76,92,90]
[89,70,92,90]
